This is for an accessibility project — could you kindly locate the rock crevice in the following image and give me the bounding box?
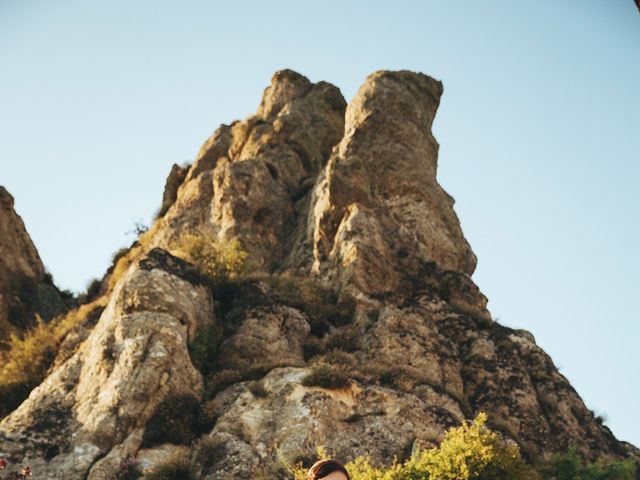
[1,70,636,479]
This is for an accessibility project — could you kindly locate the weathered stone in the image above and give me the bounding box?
[0,186,68,345]
[202,367,461,477]
[0,249,214,479]
[157,163,189,218]
[1,70,636,479]
[148,70,346,272]
[306,71,476,300]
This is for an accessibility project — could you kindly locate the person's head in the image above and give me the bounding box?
[306,459,350,480]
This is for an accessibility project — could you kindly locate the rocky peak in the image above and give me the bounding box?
[0,186,45,284]
[1,71,637,479]
[306,70,477,298]
[257,69,313,119]
[148,69,346,272]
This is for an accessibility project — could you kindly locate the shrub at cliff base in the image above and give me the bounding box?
[342,412,539,480]
[537,446,636,480]
[285,413,636,480]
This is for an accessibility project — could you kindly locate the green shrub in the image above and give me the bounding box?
[144,450,195,480]
[538,446,636,480]
[340,413,540,480]
[169,232,248,285]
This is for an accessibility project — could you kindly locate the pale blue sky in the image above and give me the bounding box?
[1,1,638,447]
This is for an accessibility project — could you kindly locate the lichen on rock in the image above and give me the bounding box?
[1,70,637,479]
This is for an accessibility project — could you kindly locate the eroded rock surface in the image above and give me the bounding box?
[306,71,476,298]
[1,70,636,479]
[149,69,346,272]
[0,249,214,479]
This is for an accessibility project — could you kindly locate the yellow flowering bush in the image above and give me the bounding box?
[300,414,540,480]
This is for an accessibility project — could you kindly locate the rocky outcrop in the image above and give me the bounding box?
[0,70,636,479]
[156,163,189,219]
[0,249,214,478]
[0,186,68,346]
[148,69,346,272]
[305,71,476,298]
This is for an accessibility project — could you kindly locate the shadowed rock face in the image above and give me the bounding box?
[0,186,68,345]
[1,71,637,479]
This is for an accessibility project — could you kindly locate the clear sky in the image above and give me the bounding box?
[1,0,638,447]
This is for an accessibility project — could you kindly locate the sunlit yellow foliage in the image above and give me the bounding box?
[107,220,160,291]
[169,232,249,283]
[280,445,332,480]
[108,244,143,291]
[283,414,540,480]
[0,297,108,417]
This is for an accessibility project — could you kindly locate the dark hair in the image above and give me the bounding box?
[306,459,350,480]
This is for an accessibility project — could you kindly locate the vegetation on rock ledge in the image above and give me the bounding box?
[284,413,636,480]
[0,298,106,418]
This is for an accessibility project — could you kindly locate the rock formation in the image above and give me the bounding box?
[0,186,68,348]
[1,70,637,479]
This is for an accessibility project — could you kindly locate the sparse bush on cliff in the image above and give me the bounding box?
[264,276,355,336]
[142,394,213,448]
[0,315,56,416]
[301,362,353,389]
[77,277,103,304]
[106,222,161,291]
[0,298,107,418]
[143,450,196,480]
[324,324,361,352]
[169,232,249,285]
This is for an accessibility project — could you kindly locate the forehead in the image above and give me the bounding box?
[320,472,348,480]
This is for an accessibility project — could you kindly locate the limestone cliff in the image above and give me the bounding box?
[0,186,69,348]
[1,70,637,479]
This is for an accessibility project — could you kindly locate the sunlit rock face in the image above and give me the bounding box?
[0,249,214,479]
[304,71,476,298]
[149,69,347,272]
[1,71,637,479]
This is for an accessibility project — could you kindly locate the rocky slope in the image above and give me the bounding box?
[1,70,637,479]
[0,186,69,349]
